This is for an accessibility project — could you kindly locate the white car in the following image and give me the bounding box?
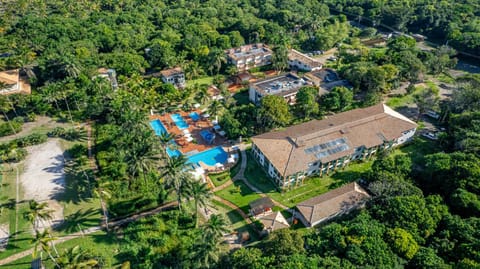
[422,132,438,140]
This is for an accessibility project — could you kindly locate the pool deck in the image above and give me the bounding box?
[150,110,228,158]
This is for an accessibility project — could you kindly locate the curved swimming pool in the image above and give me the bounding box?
[187,146,228,166]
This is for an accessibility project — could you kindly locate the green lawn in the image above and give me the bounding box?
[211,200,259,242]
[390,136,439,164]
[208,153,242,187]
[243,151,373,208]
[186,76,214,87]
[215,181,261,214]
[386,84,425,109]
[437,73,455,84]
[3,231,121,269]
[0,139,101,260]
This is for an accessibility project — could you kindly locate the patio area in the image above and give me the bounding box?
[149,109,228,157]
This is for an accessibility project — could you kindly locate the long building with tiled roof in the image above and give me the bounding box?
[296,182,370,227]
[251,104,417,189]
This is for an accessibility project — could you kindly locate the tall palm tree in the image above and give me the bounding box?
[24,200,54,231]
[93,186,111,231]
[31,229,58,267]
[191,214,229,268]
[189,181,212,228]
[56,245,98,269]
[162,155,190,209]
[124,138,159,183]
[41,85,62,111]
[0,95,17,135]
[202,214,229,240]
[158,132,175,156]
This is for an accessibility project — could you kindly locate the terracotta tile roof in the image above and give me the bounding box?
[251,104,417,177]
[258,211,290,231]
[160,67,183,77]
[0,69,19,85]
[288,49,322,68]
[296,182,370,226]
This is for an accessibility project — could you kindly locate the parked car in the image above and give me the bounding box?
[425,110,440,120]
[422,132,438,140]
[327,56,337,61]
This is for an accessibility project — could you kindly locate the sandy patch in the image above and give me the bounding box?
[21,139,65,230]
[0,224,8,251]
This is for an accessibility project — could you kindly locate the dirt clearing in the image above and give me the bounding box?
[20,139,65,230]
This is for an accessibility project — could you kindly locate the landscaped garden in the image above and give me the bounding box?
[208,152,242,187]
[243,150,374,208]
[214,181,261,214]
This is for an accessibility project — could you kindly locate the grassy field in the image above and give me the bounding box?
[215,181,262,214]
[3,231,121,269]
[386,85,425,109]
[0,138,101,260]
[186,76,214,87]
[243,151,373,208]
[390,136,438,164]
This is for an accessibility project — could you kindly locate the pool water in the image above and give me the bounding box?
[170,114,189,130]
[189,112,200,121]
[149,119,167,135]
[187,146,228,166]
[150,119,181,157]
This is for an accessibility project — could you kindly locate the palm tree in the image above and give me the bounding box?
[191,214,229,268]
[162,155,190,209]
[124,138,159,183]
[202,214,229,240]
[189,181,212,227]
[93,186,111,231]
[0,95,17,135]
[208,49,227,75]
[195,84,210,105]
[272,44,289,73]
[31,229,58,267]
[158,132,175,154]
[208,100,224,119]
[56,245,98,269]
[24,200,54,230]
[61,58,81,78]
[41,84,62,111]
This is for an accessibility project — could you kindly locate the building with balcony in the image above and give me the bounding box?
[160,67,186,89]
[251,104,417,189]
[288,49,323,71]
[226,43,272,72]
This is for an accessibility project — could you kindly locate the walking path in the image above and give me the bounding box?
[0,201,178,266]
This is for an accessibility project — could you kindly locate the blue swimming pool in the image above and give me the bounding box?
[189,112,200,121]
[149,119,167,135]
[150,119,181,157]
[170,114,189,130]
[187,146,228,166]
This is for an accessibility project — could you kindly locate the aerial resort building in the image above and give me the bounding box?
[0,69,31,95]
[287,49,323,71]
[251,104,417,189]
[248,72,311,105]
[225,43,273,72]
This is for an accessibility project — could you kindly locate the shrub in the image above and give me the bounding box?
[14,133,47,147]
[0,120,22,137]
[1,147,27,163]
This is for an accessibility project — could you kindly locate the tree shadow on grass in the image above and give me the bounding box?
[55,208,100,233]
[328,170,364,190]
[55,157,95,204]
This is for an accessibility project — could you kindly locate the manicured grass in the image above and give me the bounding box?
[186,76,214,87]
[211,200,246,230]
[3,231,121,269]
[215,181,261,214]
[244,151,373,208]
[390,136,439,164]
[208,152,242,187]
